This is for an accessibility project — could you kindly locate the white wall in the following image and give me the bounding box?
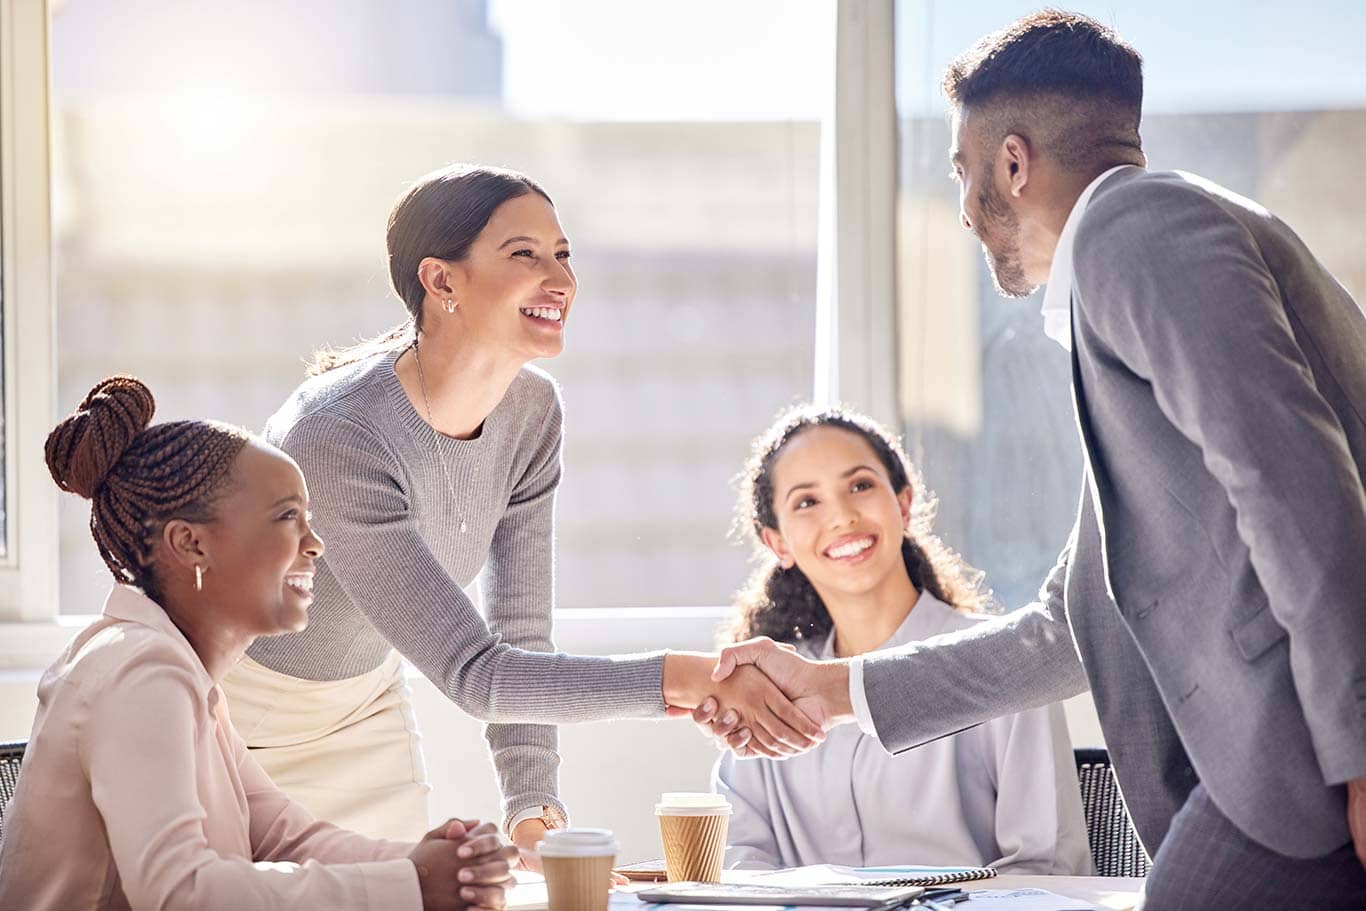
[0,611,1104,861]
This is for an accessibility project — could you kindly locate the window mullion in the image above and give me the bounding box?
[0,0,59,621]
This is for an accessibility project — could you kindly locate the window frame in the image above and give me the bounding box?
[0,0,61,644]
[815,0,899,427]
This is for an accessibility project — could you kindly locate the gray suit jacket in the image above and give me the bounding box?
[863,168,1366,859]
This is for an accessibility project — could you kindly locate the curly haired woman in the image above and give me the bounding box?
[711,405,1092,874]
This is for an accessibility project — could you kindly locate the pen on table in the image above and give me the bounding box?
[919,888,968,904]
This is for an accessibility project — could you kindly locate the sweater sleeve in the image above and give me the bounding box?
[481,390,567,831]
[281,409,667,723]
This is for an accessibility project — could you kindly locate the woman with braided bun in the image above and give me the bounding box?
[0,376,519,911]
[222,163,823,860]
[707,405,1092,874]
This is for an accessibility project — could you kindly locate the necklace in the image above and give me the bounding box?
[412,339,468,535]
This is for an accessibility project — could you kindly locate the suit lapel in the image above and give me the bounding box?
[1065,285,1197,859]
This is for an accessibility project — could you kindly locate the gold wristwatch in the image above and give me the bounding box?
[508,803,569,835]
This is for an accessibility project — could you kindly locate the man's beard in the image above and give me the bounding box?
[976,180,1033,298]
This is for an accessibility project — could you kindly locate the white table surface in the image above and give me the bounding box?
[509,873,1146,911]
[970,874,1145,909]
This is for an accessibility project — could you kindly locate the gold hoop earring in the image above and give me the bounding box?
[443,298,456,314]
[194,565,204,592]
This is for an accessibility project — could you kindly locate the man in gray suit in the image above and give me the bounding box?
[701,11,1366,907]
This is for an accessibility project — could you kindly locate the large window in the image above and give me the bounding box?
[0,0,59,630]
[894,1,1366,610]
[48,0,831,615]
[29,0,1366,630]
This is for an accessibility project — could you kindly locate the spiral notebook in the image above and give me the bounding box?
[755,863,997,888]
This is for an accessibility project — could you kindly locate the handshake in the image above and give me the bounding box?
[663,638,858,759]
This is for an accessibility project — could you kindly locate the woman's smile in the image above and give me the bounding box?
[284,571,315,605]
[519,303,564,328]
[823,533,879,565]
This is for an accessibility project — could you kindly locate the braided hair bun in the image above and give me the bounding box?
[45,375,250,598]
[46,376,156,499]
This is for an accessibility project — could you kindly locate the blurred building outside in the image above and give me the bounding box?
[47,0,1366,621]
[49,0,821,616]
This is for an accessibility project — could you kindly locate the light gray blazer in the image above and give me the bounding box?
[862,168,1366,860]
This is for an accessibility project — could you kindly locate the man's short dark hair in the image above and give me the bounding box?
[944,9,1145,169]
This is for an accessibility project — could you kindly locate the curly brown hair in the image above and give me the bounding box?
[723,405,992,646]
[45,376,250,603]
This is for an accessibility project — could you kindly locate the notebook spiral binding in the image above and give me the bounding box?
[859,867,997,887]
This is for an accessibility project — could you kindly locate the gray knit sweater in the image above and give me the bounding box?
[246,348,668,827]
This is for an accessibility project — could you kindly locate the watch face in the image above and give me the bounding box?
[512,805,569,834]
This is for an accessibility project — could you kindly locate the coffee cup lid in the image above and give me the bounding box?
[537,827,620,858]
[655,792,732,816]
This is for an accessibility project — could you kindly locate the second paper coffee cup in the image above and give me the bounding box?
[655,792,731,883]
[538,828,619,911]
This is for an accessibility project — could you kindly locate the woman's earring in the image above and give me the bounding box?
[194,565,204,592]
[443,298,456,314]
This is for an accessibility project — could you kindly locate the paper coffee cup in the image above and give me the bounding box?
[655,793,731,883]
[538,828,618,911]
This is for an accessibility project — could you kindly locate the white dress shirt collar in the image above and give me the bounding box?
[1039,164,1141,350]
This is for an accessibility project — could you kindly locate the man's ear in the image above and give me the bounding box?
[161,519,208,573]
[760,526,797,570]
[1001,133,1032,198]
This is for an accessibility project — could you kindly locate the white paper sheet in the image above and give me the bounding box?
[950,888,1100,911]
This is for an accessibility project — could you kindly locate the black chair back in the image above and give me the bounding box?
[0,740,26,842]
[1075,747,1150,877]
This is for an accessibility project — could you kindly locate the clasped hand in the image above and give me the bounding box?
[409,818,520,911]
[667,637,854,759]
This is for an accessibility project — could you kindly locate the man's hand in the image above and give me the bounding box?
[510,816,548,871]
[696,637,856,756]
[662,651,824,759]
[709,664,827,757]
[1349,776,1366,870]
[410,819,519,911]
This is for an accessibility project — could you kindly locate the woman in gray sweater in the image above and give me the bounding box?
[221,164,821,863]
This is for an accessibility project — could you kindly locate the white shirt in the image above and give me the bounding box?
[719,593,1093,874]
[1038,164,1142,350]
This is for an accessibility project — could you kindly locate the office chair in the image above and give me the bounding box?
[1074,747,1150,877]
[0,740,26,841]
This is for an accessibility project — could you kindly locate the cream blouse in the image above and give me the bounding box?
[0,586,422,911]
